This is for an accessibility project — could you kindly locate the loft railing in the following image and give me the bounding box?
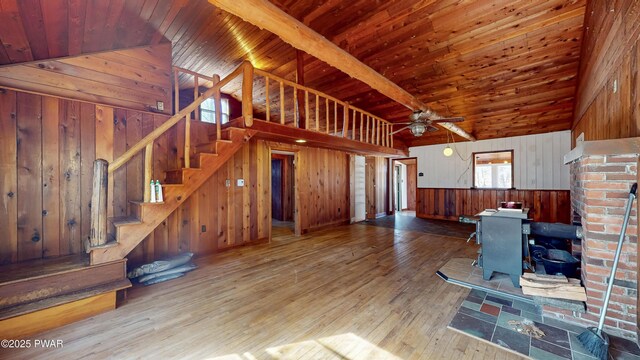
[253,68,394,148]
[88,61,253,250]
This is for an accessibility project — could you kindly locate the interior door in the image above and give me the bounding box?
[271,158,283,221]
[354,155,366,222]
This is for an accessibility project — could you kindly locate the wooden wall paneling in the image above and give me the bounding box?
[188,186,200,253]
[0,44,172,115]
[95,106,114,222]
[242,143,250,243]
[124,110,144,263]
[232,150,242,244]
[257,141,267,239]
[79,103,95,252]
[0,89,18,264]
[216,163,228,249]
[125,110,143,204]
[178,194,191,253]
[16,93,43,261]
[112,109,128,218]
[405,163,417,211]
[365,156,375,219]
[42,97,60,257]
[59,100,82,255]
[153,115,168,181]
[167,210,180,255]
[416,188,571,223]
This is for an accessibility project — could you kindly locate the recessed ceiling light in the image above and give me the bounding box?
[295,139,307,143]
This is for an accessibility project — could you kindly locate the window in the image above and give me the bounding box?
[472,150,514,189]
[200,98,230,124]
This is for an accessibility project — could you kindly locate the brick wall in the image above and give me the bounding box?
[544,154,639,340]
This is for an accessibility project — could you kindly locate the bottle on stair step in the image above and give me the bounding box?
[155,180,164,203]
[150,181,157,203]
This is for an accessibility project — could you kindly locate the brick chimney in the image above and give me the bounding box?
[544,139,639,341]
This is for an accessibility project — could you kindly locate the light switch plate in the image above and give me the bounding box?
[156,101,164,111]
[237,179,245,187]
[225,179,231,187]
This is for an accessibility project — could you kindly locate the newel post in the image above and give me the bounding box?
[242,61,254,127]
[89,159,109,251]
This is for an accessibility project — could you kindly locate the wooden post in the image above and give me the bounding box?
[242,61,254,127]
[305,91,309,130]
[352,110,356,140]
[365,115,370,143]
[315,94,319,131]
[184,113,191,168]
[333,101,337,135]
[296,49,306,129]
[89,159,109,250]
[144,143,153,202]
[265,76,270,122]
[193,75,200,121]
[359,112,363,142]
[280,81,285,125]
[325,98,329,134]
[173,69,179,115]
[293,86,298,127]
[213,74,221,139]
[342,103,349,137]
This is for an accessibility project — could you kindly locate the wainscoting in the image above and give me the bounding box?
[416,188,571,223]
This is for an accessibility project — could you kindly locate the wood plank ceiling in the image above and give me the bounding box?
[0,0,586,146]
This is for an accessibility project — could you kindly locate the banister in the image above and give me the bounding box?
[108,62,247,174]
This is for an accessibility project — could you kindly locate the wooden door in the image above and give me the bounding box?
[271,159,283,221]
[365,157,376,219]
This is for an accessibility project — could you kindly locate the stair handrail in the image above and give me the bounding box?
[89,61,253,250]
[108,61,251,174]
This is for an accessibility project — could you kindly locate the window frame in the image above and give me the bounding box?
[471,149,515,190]
[200,97,230,124]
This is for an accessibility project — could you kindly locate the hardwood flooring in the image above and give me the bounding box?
[5,223,521,359]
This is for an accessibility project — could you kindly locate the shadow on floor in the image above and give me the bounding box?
[362,212,474,239]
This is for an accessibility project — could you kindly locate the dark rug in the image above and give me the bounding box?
[448,290,640,359]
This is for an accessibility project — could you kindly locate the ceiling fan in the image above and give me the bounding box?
[391,110,464,137]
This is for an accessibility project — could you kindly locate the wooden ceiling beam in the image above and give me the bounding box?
[208,0,476,142]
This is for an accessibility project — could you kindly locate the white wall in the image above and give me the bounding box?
[409,130,571,190]
[400,163,408,209]
[353,155,366,222]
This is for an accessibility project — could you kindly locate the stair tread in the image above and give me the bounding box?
[0,254,88,284]
[0,279,131,320]
[110,216,142,226]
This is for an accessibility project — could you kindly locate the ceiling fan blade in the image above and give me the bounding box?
[390,125,411,135]
[393,122,413,125]
[431,116,464,123]
[426,125,439,132]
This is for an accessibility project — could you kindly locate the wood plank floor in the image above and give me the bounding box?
[5,223,521,359]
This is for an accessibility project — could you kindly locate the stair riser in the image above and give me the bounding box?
[0,260,126,309]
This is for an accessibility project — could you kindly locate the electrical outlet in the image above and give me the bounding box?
[201,225,206,232]
[237,179,245,187]
[225,179,231,187]
[156,101,164,111]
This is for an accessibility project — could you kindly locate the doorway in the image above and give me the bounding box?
[271,151,295,236]
[392,158,417,214]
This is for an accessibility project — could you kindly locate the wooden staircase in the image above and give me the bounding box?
[90,126,255,265]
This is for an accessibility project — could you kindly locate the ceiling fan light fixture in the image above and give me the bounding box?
[410,122,426,137]
[443,145,453,157]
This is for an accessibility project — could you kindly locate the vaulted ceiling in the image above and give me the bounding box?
[0,0,586,146]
